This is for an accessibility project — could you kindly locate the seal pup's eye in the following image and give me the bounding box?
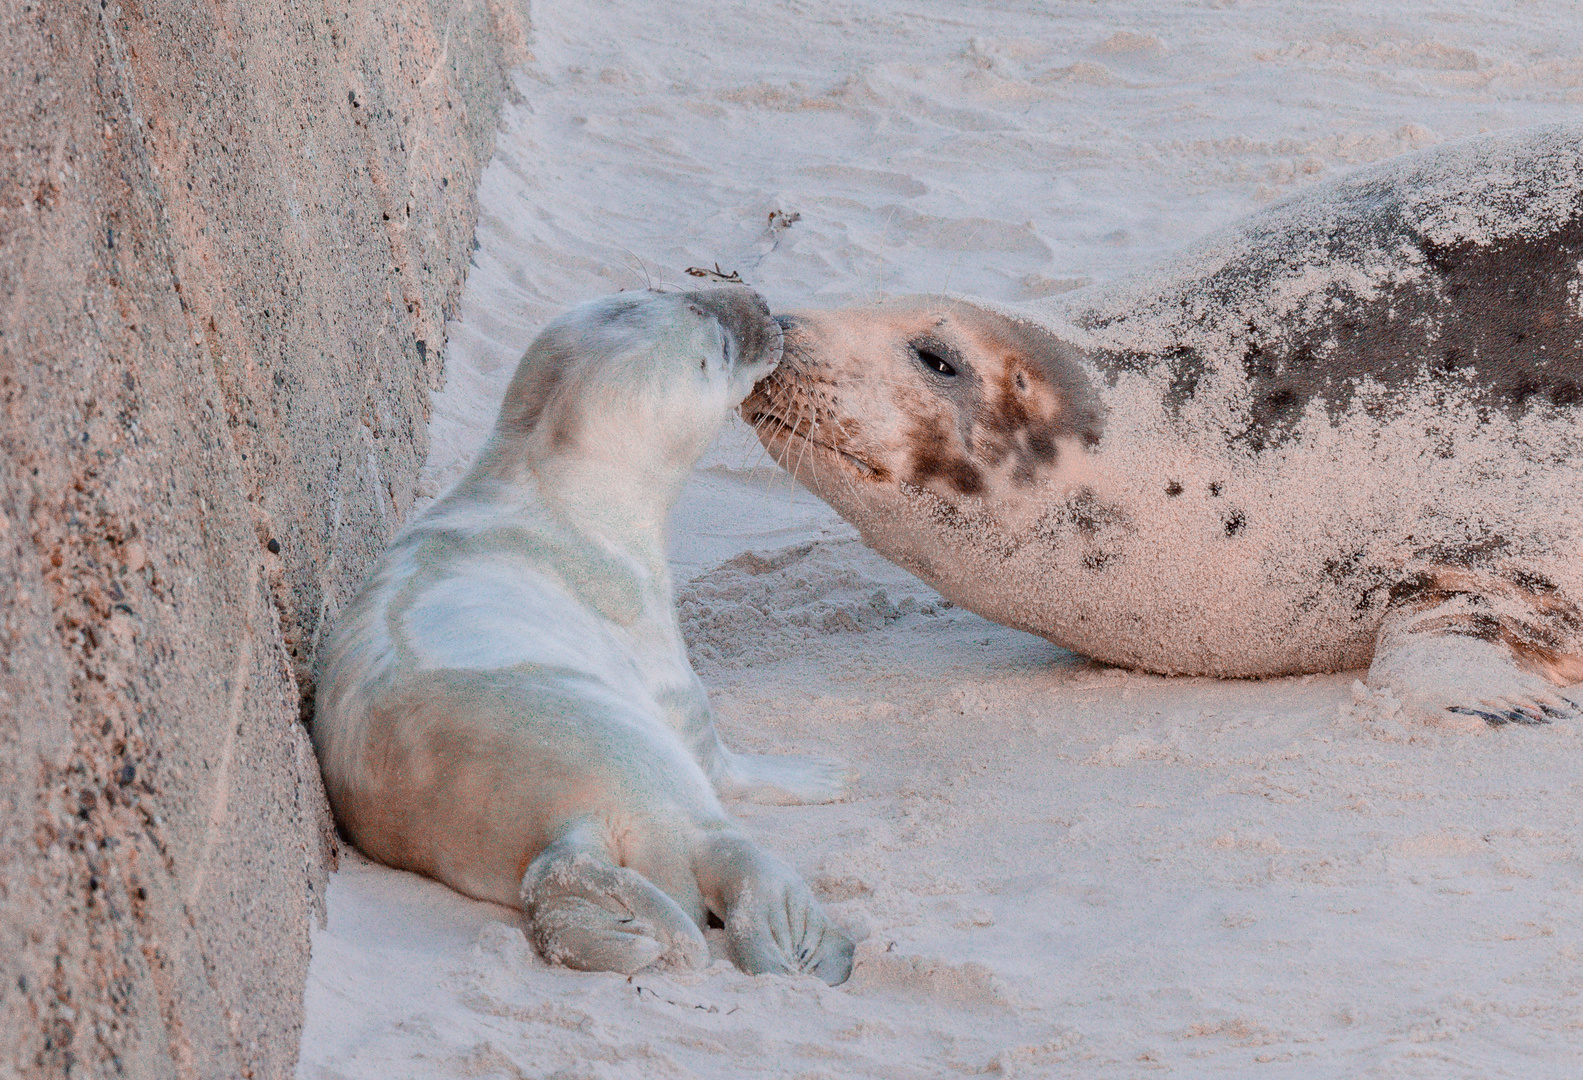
[702,336,729,372]
[913,345,958,377]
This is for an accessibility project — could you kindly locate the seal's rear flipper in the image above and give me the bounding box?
[521,823,707,975]
[1368,567,1583,727]
[695,831,855,985]
[714,749,857,805]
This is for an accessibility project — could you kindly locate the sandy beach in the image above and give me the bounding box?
[298,3,1583,1076]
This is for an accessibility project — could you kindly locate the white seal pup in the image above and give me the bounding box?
[743,124,1583,727]
[314,288,854,982]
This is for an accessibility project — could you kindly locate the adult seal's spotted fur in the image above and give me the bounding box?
[744,124,1583,727]
[315,288,854,983]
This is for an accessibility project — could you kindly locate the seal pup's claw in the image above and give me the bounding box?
[522,831,707,975]
[716,750,856,806]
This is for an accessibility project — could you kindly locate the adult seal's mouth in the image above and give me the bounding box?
[742,402,881,478]
[740,311,888,481]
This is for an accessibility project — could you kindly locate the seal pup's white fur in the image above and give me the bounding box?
[314,288,854,983]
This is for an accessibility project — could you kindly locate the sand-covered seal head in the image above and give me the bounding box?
[315,287,855,984]
[743,297,1102,529]
[745,124,1583,728]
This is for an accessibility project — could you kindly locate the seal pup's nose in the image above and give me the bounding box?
[679,287,782,367]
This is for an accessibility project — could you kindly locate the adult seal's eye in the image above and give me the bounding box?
[914,345,957,377]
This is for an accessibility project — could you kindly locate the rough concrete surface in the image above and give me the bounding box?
[0,0,528,1075]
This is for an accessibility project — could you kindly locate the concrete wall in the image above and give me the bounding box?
[0,0,526,1075]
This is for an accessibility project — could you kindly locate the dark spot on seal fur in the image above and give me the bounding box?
[1165,480,1183,497]
[1238,386,1304,451]
[1065,487,1126,535]
[1223,510,1246,536]
[1075,152,1583,453]
[1029,487,1132,576]
[1388,571,1478,612]
[1417,533,1512,568]
[1509,374,1543,407]
[1551,381,1583,407]
[1508,568,1558,595]
[1257,387,1300,420]
[908,413,984,495]
[916,490,974,532]
[1166,346,1206,404]
[1461,612,1506,643]
[1241,326,1275,380]
[1083,550,1112,571]
[963,305,1105,449]
[596,295,649,325]
[977,358,1066,483]
[1208,481,1224,497]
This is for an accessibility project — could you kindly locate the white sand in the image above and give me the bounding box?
[298,3,1583,1076]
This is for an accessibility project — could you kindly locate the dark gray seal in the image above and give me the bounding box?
[742,124,1583,727]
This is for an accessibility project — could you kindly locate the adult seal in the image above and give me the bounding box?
[743,124,1583,726]
[315,288,854,983]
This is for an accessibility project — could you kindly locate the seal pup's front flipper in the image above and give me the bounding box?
[1368,566,1583,727]
[694,828,855,985]
[521,820,708,975]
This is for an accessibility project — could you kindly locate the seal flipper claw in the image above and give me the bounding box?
[1459,705,1549,727]
[1507,706,1551,725]
[522,826,707,975]
[1447,706,1507,726]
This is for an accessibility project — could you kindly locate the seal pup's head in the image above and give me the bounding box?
[740,296,1103,529]
[494,288,782,485]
